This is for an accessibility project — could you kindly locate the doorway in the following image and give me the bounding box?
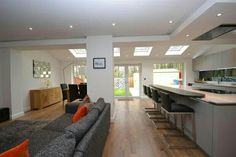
[114,65,141,97]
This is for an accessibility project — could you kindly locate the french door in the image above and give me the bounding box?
[114,65,141,97]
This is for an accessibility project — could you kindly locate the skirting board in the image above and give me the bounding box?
[11,112,24,120]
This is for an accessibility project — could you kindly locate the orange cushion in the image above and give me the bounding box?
[72,106,88,123]
[0,139,29,157]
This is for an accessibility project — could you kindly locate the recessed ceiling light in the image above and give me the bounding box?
[165,45,189,55]
[28,27,33,31]
[112,23,116,26]
[134,47,153,56]
[169,20,173,24]
[69,25,73,28]
[113,47,120,57]
[69,49,87,58]
[186,34,190,37]
[216,13,222,17]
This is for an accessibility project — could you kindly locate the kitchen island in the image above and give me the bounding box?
[150,84,236,157]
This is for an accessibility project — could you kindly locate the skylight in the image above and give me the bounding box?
[69,49,87,58]
[134,47,152,56]
[113,47,120,57]
[165,45,189,55]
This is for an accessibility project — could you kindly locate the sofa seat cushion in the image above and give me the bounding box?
[90,98,105,113]
[43,114,73,132]
[29,129,63,156]
[65,109,99,143]
[35,132,76,157]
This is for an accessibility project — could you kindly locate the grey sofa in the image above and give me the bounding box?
[29,98,110,157]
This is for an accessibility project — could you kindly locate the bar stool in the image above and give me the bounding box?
[147,88,163,119]
[144,86,157,113]
[159,91,196,149]
[146,86,152,98]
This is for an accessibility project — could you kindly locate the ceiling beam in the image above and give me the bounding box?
[171,0,216,38]
[112,35,170,43]
[0,38,86,48]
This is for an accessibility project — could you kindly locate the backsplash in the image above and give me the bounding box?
[199,68,236,82]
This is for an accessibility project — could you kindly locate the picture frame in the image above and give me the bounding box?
[33,60,51,78]
[93,58,106,69]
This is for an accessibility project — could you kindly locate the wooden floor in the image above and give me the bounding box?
[102,98,207,157]
[17,101,65,121]
[1,99,207,157]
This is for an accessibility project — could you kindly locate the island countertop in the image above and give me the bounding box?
[150,84,236,105]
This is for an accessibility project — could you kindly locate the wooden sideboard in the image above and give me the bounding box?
[30,87,62,110]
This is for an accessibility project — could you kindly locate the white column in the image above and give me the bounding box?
[10,49,24,118]
[86,36,114,117]
[0,48,25,119]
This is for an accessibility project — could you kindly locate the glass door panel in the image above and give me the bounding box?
[114,65,141,97]
[127,65,140,97]
[114,66,126,97]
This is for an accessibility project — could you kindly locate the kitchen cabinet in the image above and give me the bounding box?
[193,49,236,71]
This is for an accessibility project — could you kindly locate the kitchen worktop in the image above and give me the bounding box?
[150,84,236,105]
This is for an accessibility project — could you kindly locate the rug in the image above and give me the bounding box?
[0,120,49,153]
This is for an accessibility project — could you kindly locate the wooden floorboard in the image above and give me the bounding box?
[102,98,207,157]
[1,98,207,157]
[17,101,65,121]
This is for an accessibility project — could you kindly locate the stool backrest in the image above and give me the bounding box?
[151,88,159,103]
[159,91,172,112]
[143,85,148,95]
[147,86,152,98]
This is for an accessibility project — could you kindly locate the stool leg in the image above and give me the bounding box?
[181,114,184,136]
[192,113,196,142]
[152,110,171,129]
[163,113,196,149]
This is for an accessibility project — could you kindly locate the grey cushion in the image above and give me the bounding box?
[35,132,76,157]
[90,98,105,113]
[29,129,63,156]
[43,114,73,132]
[65,109,99,144]
[171,103,194,112]
[65,100,84,114]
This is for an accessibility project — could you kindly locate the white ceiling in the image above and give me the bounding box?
[0,0,236,61]
[0,0,207,41]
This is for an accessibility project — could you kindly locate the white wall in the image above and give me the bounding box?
[86,36,114,115]
[18,50,62,112]
[0,48,63,119]
[115,58,194,97]
[0,48,11,109]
